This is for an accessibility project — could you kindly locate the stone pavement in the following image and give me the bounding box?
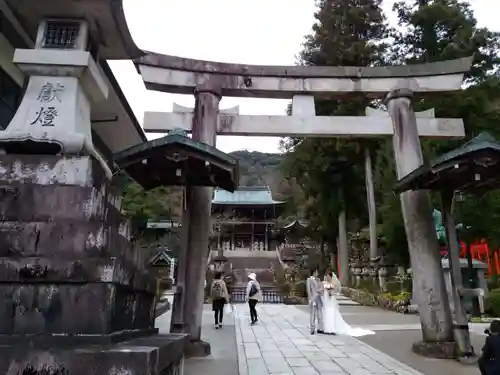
[156,304,239,375]
[154,295,484,375]
[234,303,427,375]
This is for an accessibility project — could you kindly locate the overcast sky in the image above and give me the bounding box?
[110,0,497,154]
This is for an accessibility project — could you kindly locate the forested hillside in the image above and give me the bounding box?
[228,150,292,198]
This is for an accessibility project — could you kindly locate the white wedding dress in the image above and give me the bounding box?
[322,286,375,337]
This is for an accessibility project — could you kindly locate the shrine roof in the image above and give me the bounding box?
[212,186,284,206]
[395,132,500,193]
[283,219,309,229]
[114,131,239,191]
[4,0,143,59]
[148,248,174,267]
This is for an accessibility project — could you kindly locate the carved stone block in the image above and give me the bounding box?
[0,155,156,343]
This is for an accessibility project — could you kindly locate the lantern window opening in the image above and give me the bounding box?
[43,21,80,49]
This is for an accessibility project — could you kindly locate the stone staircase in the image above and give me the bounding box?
[226,251,280,287]
[225,251,284,303]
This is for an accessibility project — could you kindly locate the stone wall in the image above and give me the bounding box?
[0,155,157,340]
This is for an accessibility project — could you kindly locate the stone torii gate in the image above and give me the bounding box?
[134,52,472,355]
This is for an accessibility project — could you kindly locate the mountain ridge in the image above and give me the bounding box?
[229,150,287,198]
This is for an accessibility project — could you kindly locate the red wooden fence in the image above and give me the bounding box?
[441,240,500,276]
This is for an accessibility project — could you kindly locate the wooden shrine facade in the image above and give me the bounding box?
[211,186,284,251]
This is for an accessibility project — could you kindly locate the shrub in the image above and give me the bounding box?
[357,279,379,294]
[161,278,173,290]
[296,280,307,298]
[486,288,500,317]
[487,276,499,291]
[342,287,414,314]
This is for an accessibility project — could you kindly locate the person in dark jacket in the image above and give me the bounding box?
[479,320,500,375]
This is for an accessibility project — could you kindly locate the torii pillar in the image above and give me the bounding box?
[170,82,221,356]
[387,88,454,355]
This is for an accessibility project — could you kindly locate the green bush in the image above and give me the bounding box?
[486,288,500,317]
[296,280,307,298]
[357,279,379,294]
[487,276,499,291]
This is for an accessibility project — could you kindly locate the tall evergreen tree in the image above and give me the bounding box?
[390,0,500,83]
[282,0,390,279]
[377,0,500,265]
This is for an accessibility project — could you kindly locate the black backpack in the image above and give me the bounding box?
[249,282,258,297]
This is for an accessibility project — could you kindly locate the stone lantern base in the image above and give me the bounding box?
[0,154,187,374]
[412,341,456,359]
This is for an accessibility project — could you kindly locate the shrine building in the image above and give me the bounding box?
[210,186,284,252]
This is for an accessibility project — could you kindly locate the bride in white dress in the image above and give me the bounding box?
[322,271,375,337]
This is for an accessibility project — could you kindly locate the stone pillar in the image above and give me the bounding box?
[378,266,388,292]
[170,259,176,283]
[364,147,378,261]
[251,222,255,251]
[442,192,475,359]
[386,88,453,345]
[338,208,349,286]
[172,83,221,356]
[170,189,190,332]
[265,225,268,251]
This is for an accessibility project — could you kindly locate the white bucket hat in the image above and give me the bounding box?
[248,273,256,280]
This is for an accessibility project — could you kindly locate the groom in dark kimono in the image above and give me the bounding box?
[307,269,324,335]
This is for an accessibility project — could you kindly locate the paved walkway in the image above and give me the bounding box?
[155,294,483,375]
[234,304,426,375]
[156,303,238,375]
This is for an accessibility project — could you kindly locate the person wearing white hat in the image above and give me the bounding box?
[245,272,261,325]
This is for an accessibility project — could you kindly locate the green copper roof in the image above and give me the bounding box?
[212,186,283,205]
[395,132,500,193]
[431,132,500,167]
[113,131,239,191]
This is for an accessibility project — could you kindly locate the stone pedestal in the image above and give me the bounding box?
[441,258,488,316]
[378,266,388,293]
[0,154,187,374]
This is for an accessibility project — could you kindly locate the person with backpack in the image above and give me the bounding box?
[210,272,229,329]
[245,273,261,325]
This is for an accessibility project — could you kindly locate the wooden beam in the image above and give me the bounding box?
[143,112,465,138]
